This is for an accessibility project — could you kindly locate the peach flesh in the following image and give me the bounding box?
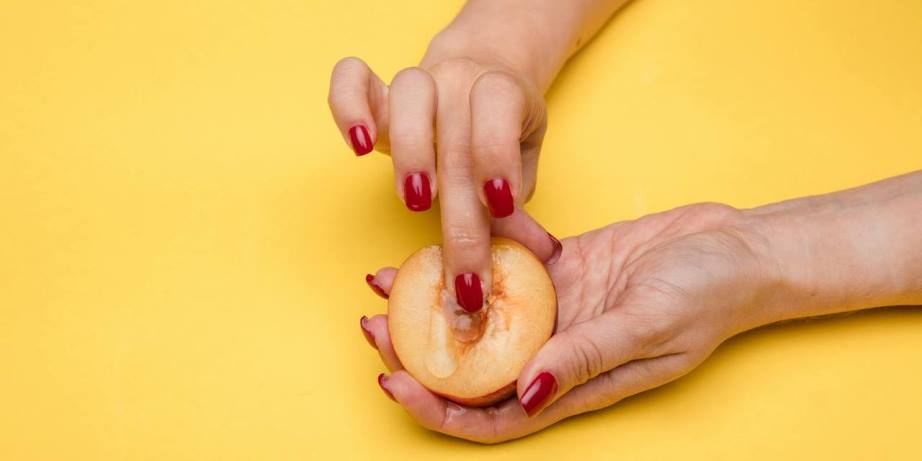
[387,238,557,406]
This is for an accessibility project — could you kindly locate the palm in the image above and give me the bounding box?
[551,203,750,336]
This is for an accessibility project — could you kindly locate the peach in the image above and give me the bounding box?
[388,238,556,406]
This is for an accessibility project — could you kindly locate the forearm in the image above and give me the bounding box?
[422,0,630,91]
[744,171,922,327]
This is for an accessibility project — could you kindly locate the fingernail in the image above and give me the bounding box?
[378,373,396,402]
[365,273,389,299]
[483,178,514,218]
[547,233,562,265]
[360,315,377,349]
[454,273,483,313]
[520,371,558,417]
[404,172,432,212]
[349,125,373,156]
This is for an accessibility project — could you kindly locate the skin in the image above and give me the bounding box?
[363,172,922,443]
[328,0,632,299]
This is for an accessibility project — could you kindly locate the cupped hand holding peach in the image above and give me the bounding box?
[361,172,922,443]
[362,204,776,443]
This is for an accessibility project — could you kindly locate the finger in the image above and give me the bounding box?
[517,310,659,417]
[379,371,509,444]
[436,77,492,313]
[559,353,694,414]
[520,119,546,202]
[490,209,563,264]
[469,71,526,218]
[380,370,586,444]
[388,68,437,211]
[328,57,389,156]
[365,267,397,299]
[360,314,403,372]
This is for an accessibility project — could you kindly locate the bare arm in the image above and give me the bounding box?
[745,170,922,328]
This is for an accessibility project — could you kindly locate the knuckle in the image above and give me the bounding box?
[581,372,622,412]
[562,332,607,386]
[392,67,435,90]
[473,135,516,159]
[473,71,522,97]
[332,56,367,76]
[625,310,678,345]
[427,58,479,80]
[438,147,474,174]
[444,225,481,251]
[388,128,431,151]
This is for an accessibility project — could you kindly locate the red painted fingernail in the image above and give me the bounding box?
[365,274,389,299]
[378,373,396,402]
[404,172,432,212]
[349,125,373,156]
[483,178,514,218]
[360,316,377,349]
[454,273,483,313]
[520,371,558,417]
[547,233,562,265]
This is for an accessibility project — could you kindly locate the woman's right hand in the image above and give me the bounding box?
[328,48,560,312]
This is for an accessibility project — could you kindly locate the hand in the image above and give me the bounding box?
[329,48,558,311]
[360,203,777,443]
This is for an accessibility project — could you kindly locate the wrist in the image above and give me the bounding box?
[422,11,572,92]
[739,175,922,328]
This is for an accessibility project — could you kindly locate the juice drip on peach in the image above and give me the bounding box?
[440,289,484,343]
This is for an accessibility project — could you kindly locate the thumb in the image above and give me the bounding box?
[516,311,644,417]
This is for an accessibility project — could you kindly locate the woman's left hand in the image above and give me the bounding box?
[360,202,780,443]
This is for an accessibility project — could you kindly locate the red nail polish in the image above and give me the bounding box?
[360,316,377,349]
[404,172,432,212]
[520,371,558,417]
[365,274,389,299]
[547,233,562,265]
[483,178,514,218]
[454,273,483,313]
[378,373,396,401]
[349,125,373,156]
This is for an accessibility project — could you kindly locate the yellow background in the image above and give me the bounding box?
[2,0,921,459]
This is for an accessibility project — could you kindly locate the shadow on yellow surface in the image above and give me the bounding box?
[1,0,920,459]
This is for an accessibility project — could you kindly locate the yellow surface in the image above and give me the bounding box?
[1,0,921,459]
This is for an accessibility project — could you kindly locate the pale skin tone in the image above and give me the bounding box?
[331,0,922,444]
[329,0,632,297]
[364,172,922,443]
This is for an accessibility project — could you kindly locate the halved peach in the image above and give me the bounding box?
[388,238,556,406]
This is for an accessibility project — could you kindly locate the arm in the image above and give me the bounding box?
[361,171,922,443]
[744,170,922,329]
[424,0,631,92]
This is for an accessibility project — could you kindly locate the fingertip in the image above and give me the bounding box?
[491,209,561,264]
[483,178,515,218]
[349,125,375,156]
[378,373,397,402]
[372,267,398,293]
[402,172,433,212]
[365,314,402,372]
[518,371,558,418]
[359,315,377,349]
[386,371,440,408]
[365,273,389,299]
[546,232,563,265]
